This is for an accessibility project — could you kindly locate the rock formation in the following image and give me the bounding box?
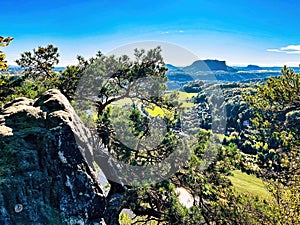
[0,89,115,224]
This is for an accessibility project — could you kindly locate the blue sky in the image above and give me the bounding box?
[2,0,300,66]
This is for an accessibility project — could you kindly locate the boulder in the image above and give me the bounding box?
[0,89,107,224]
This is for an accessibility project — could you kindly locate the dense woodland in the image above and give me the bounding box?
[1,37,300,224]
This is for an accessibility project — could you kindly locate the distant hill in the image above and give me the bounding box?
[182,60,237,72]
[6,66,66,73]
[165,60,285,88]
[245,65,261,70]
[166,64,183,72]
[166,60,237,73]
[4,63,292,86]
[7,65,23,72]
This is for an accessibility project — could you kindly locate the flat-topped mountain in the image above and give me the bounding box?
[165,60,283,86]
[166,60,237,73]
[183,60,237,72]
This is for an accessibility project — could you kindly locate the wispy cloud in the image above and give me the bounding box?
[160,30,185,35]
[267,45,300,54]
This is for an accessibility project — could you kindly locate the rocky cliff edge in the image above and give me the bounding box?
[0,89,109,225]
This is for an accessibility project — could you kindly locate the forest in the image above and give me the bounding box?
[0,37,299,224]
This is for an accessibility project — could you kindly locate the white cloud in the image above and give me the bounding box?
[267,45,300,54]
[281,45,300,51]
[160,30,185,35]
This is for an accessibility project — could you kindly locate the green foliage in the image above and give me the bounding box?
[88,47,178,166]
[0,73,59,106]
[59,65,82,100]
[245,66,300,170]
[1,44,62,106]
[0,74,24,104]
[229,170,272,199]
[181,80,204,93]
[245,66,300,224]
[0,36,13,71]
[248,66,300,111]
[93,47,168,115]
[129,108,150,138]
[16,44,59,79]
[193,82,254,136]
[118,127,276,224]
[58,54,103,101]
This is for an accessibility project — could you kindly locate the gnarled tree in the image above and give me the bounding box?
[16,44,59,79]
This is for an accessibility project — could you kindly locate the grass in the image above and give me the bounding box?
[147,92,197,116]
[147,106,165,117]
[177,92,198,100]
[176,92,197,108]
[181,102,195,108]
[229,170,272,200]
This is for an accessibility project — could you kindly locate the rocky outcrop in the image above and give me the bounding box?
[0,89,108,224]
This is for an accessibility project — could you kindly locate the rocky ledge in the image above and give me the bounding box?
[0,89,110,225]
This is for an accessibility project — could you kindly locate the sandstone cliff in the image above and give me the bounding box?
[0,89,118,224]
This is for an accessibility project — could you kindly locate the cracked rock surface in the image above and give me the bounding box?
[0,89,107,225]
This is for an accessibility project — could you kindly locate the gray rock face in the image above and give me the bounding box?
[0,89,107,224]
